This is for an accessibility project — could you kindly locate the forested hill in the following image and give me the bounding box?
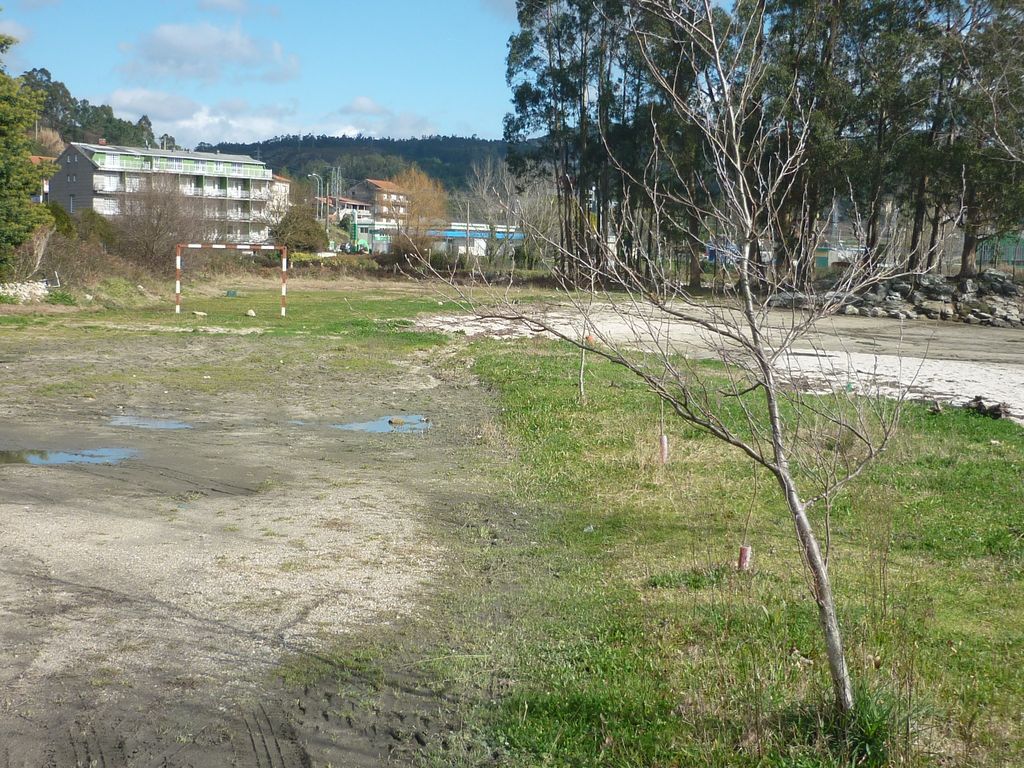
[196,135,508,189]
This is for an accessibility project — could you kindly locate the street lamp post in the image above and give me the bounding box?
[307,173,323,225]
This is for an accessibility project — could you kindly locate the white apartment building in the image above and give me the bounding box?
[48,142,277,244]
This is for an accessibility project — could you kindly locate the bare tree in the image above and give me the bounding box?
[465,158,514,269]
[511,174,562,272]
[391,166,448,259]
[428,0,909,715]
[7,223,55,281]
[114,176,208,271]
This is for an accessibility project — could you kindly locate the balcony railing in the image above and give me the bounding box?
[96,157,272,180]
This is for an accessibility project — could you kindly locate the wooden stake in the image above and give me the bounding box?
[738,545,753,571]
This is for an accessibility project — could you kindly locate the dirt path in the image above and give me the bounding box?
[0,325,489,766]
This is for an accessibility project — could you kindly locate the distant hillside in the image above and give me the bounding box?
[197,135,508,189]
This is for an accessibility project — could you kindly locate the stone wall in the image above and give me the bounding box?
[0,281,50,303]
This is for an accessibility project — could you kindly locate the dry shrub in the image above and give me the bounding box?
[6,225,55,281]
[39,234,147,287]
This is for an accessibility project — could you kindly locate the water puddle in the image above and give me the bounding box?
[110,415,192,430]
[333,415,431,434]
[0,448,139,466]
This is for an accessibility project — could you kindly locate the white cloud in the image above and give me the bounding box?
[101,87,434,148]
[338,96,389,116]
[120,22,299,84]
[0,19,31,69]
[106,92,303,147]
[174,105,297,144]
[108,89,200,123]
[0,19,30,42]
[330,96,437,138]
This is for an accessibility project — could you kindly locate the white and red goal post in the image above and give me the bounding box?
[174,243,289,317]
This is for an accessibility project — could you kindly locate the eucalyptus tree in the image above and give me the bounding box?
[900,0,1024,277]
[506,0,641,281]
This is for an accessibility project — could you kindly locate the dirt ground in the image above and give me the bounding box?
[419,304,1024,422]
[0,320,491,767]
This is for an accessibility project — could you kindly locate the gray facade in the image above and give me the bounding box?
[48,146,96,216]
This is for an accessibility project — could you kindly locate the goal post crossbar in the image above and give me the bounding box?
[174,243,289,317]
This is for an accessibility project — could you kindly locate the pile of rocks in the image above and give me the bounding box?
[0,281,49,304]
[843,270,1023,327]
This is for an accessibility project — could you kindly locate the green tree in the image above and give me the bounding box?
[45,201,75,238]
[270,206,328,253]
[0,28,53,274]
[77,207,117,249]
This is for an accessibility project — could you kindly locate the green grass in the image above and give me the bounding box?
[5,278,1020,766]
[45,288,76,305]
[0,282,454,399]
[443,338,1024,768]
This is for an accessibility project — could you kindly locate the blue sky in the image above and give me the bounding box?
[1,0,518,147]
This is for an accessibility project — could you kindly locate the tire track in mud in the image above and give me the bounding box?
[238,703,310,768]
[49,721,127,768]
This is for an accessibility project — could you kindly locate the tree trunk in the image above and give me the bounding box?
[688,210,703,289]
[689,243,703,290]
[958,188,980,279]
[959,225,979,279]
[740,249,854,716]
[785,482,855,714]
[908,174,928,272]
[925,203,942,271]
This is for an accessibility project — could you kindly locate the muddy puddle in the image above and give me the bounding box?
[109,415,192,430]
[334,415,431,434]
[0,448,138,466]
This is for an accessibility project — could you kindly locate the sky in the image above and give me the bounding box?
[1,0,519,148]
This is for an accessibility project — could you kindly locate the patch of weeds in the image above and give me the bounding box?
[220,524,240,532]
[278,648,378,689]
[317,517,350,532]
[765,684,907,768]
[169,676,201,690]
[89,667,121,688]
[45,288,76,305]
[95,277,151,309]
[646,565,730,590]
[0,293,17,304]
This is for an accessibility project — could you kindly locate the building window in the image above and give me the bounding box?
[69,195,74,214]
[72,174,77,182]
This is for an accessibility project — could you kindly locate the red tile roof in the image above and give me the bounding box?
[365,178,404,193]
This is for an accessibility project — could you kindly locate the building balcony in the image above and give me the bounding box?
[96,157,273,180]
